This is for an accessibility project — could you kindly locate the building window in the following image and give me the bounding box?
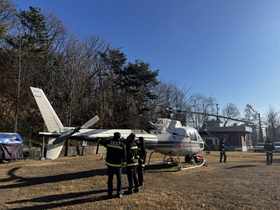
[206,139,213,145]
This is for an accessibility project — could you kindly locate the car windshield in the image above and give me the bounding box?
[257,143,264,146]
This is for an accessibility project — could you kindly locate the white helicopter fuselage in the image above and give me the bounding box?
[31,87,204,160]
[39,120,204,158]
[146,118,204,156]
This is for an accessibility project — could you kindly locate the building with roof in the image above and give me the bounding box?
[199,119,253,151]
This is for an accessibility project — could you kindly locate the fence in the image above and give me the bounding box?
[23,146,106,160]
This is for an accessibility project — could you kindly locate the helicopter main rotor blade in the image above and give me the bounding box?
[186,111,253,124]
[155,105,254,124]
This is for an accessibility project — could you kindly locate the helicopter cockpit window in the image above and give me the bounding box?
[188,130,197,141]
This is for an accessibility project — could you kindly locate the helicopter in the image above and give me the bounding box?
[30,87,251,170]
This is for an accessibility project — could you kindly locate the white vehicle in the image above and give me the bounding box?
[274,142,280,152]
[254,142,280,152]
[254,143,264,152]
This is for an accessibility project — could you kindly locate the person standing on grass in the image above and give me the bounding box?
[125,133,140,194]
[137,136,147,187]
[219,138,227,163]
[99,132,126,198]
[264,137,275,165]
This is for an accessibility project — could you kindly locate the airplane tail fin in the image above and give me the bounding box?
[30,87,65,160]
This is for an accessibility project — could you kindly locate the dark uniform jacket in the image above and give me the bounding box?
[219,141,226,153]
[99,139,126,167]
[138,144,147,167]
[264,140,275,153]
[126,141,139,167]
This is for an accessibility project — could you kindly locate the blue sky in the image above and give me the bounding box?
[13,0,280,117]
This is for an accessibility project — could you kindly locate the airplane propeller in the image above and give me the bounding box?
[53,115,100,146]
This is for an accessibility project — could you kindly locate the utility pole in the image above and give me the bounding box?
[246,104,264,143]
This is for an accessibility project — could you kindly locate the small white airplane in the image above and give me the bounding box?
[30,86,208,170]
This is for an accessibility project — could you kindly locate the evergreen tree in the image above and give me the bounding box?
[117,60,160,113]
[6,6,49,54]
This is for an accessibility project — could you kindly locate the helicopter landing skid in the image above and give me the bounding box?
[147,151,181,166]
[147,151,206,170]
[163,154,180,165]
[179,158,206,170]
[164,154,206,170]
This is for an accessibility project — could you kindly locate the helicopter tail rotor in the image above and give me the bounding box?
[53,115,99,146]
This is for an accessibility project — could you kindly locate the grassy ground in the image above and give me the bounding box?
[1,151,280,210]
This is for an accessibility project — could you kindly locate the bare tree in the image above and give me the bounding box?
[186,93,216,130]
[0,0,16,39]
[265,106,280,141]
[47,34,109,126]
[150,81,191,124]
[222,102,240,126]
[244,105,258,123]
[243,105,259,145]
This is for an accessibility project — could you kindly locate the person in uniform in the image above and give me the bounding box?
[137,136,147,187]
[99,132,126,198]
[219,138,227,163]
[264,136,275,165]
[125,133,140,194]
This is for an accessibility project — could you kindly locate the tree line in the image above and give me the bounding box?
[1,0,279,146]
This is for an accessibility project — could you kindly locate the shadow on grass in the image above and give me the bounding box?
[145,163,179,173]
[8,189,109,210]
[0,167,108,190]
[226,165,258,169]
[0,163,177,190]
[3,165,156,209]
[2,167,125,209]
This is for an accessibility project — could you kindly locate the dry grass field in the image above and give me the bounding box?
[1,151,280,210]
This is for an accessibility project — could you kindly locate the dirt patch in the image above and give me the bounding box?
[1,151,280,210]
